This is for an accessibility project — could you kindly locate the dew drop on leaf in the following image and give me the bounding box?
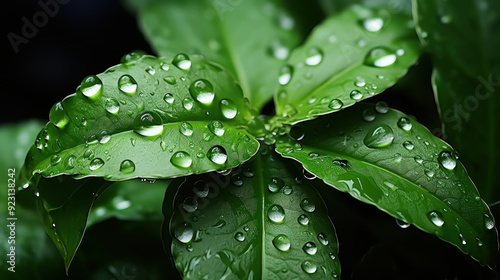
[427,210,445,227]
[49,102,69,129]
[65,155,76,169]
[349,90,363,100]
[209,121,225,137]
[182,98,194,111]
[396,219,410,228]
[89,158,104,171]
[79,75,103,98]
[234,232,245,242]
[363,125,395,148]
[364,47,397,67]
[397,117,412,131]
[300,198,316,213]
[288,125,305,141]
[189,79,215,105]
[119,159,135,174]
[362,108,376,122]
[219,99,238,119]
[118,74,138,95]
[361,17,384,32]
[105,98,120,115]
[317,233,329,245]
[305,47,323,66]
[272,234,291,251]
[120,50,146,64]
[179,122,194,137]
[298,214,310,226]
[163,93,175,104]
[163,76,176,85]
[50,155,61,166]
[302,242,318,255]
[172,53,191,71]
[375,101,389,113]
[182,197,198,213]
[278,65,293,85]
[173,223,194,243]
[268,204,286,223]
[207,145,227,165]
[193,181,209,198]
[301,260,317,274]
[268,177,285,193]
[403,141,414,151]
[438,151,457,170]
[170,151,193,168]
[484,213,495,230]
[133,111,164,137]
[328,99,343,110]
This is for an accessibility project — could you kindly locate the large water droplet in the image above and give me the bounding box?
[305,47,323,66]
[268,204,286,223]
[375,101,389,113]
[189,79,215,105]
[219,99,238,119]
[302,242,318,255]
[209,121,225,137]
[207,145,227,165]
[350,90,363,100]
[397,117,412,131]
[328,99,343,110]
[364,47,397,67]
[438,151,457,170]
[179,122,194,137]
[173,223,194,243]
[278,65,293,85]
[427,210,445,227]
[301,260,317,274]
[133,111,164,137]
[49,102,69,129]
[272,234,291,251]
[118,74,138,95]
[170,151,193,168]
[105,98,120,115]
[80,75,103,98]
[300,198,316,213]
[89,158,104,171]
[119,159,135,174]
[362,17,384,32]
[172,53,191,71]
[364,125,395,148]
[268,177,285,193]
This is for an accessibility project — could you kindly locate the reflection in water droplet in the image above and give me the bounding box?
[438,151,457,170]
[163,93,175,104]
[80,75,103,98]
[50,155,61,166]
[397,117,412,131]
[209,121,225,136]
[375,101,389,113]
[170,151,193,168]
[317,233,328,245]
[268,204,286,223]
[403,141,414,151]
[133,111,164,137]
[190,79,215,105]
[173,223,194,243]
[298,214,310,226]
[350,90,363,100]
[105,98,120,115]
[362,17,384,32]
[396,219,410,228]
[180,122,194,137]
[364,125,395,148]
[268,177,285,193]
[118,74,138,95]
[362,109,376,122]
[207,145,227,165]
[172,53,191,70]
[329,99,343,110]
[484,214,495,230]
[220,99,238,119]
[300,198,316,213]
[273,234,291,252]
[119,160,135,174]
[234,232,245,242]
[182,197,198,213]
[49,102,69,128]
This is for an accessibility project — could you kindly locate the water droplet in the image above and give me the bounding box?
[282,185,293,195]
[375,101,389,113]
[476,237,483,247]
[362,108,376,121]
[268,177,285,193]
[355,79,366,87]
[65,155,76,169]
[189,79,215,105]
[268,204,286,223]
[364,125,395,148]
[145,66,156,75]
[305,47,323,66]
[119,160,135,174]
[182,98,194,111]
[234,232,245,242]
[302,169,316,180]
[180,122,194,137]
[163,93,175,105]
[243,167,254,178]
[133,111,164,137]
[364,47,397,67]
[49,102,69,129]
[50,155,61,166]
[332,159,349,168]
[170,151,193,168]
[272,234,291,251]
[459,233,467,245]
[396,219,410,228]
[269,40,290,60]
[163,76,176,85]
[362,17,384,32]
[173,223,194,243]
[172,53,191,71]
[328,99,343,110]
[219,99,238,119]
[231,173,243,186]
[182,197,198,213]
[300,198,316,213]
[317,233,329,245]
[118,74,138,95]
[438,151,457,170]
[278,65,293,85]
[288,126,305,141]
[121,50,146,64]
[209,121,225,136]
[350,90,363,100]
[397,117,412,131]
[105,98,120,115]
[79,75,103,98]
[302,242,318,255]
[427,211,444,227]
[193,181,209,198]
[414,156,424,164]
[301,260,317,274]
[440,15,452,24]
[403,141,414,151]
[484,213,495,230]
[89,158,104,171]
[298,214,309,226]
[207,145,227,165]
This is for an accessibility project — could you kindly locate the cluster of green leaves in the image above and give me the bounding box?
[1,0,499,279]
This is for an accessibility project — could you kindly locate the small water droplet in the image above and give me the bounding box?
[396,219,410,228]
[362,17,384,32]
[193,181,209,198]
[180,122,194,137]
[278,65,293,85]
[133,111,164,137]
[49,102,69,128]
[362,108,376,121]
[268,204,286,223]
[302,242,318,255]
[234,232,245,242]
[50,155,61,166]
[182,98,194,111]
[172,53,191,71]
[173,223,194,243]
[170,151,193,168]
[403,141,414,151]
[268,177,285,193]
[189,79,215,105]
[163,93,175,104]
[219,99,238,119]
[459,233,467,245]
[350,90,363,100]
[272,234,291,252]
[282,185,293,195]
[119,160,135,174]
[438,151,457,170]
[163,76,176,85]
[243,167,254,178]
[209,121,225,137]
[427,211,445,226]
[317,233,328,245]
[301,260,317,274]
[207,145,227,165]
[305,47,323,66]
[300,198,316,213]
[328,99,343,110]
[118,74,138,95]
[105,98,120,115]
[79,75,103,98]
[364,125,395,148]
[231,173,243,186]
[288,126,305,141]
[298,214,309,226]
[375,101,389,113]
[89,158,104,171]
[364,47,397,67]
[121,50,146,64]
[484,213,495,230]
[65,155,76,169]
[145,66,156,75]
[397,117,412,131]
[182,197,198,213]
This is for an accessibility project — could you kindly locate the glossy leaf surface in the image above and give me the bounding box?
[275,103,498,266]
[163,150,340,279]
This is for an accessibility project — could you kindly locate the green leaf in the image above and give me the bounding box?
[20,54,259,184]
[317,0,412,16]
[35,176,110,272]
[273,4,420,124]
[163,150,341,279]
[413,0,500,204]
[87,179,169,226]
[275,102,499,267]
[134,0,302,110]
